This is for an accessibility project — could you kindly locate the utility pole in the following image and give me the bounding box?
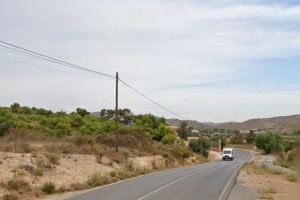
[115,71,119,152]
[200,123,203,156]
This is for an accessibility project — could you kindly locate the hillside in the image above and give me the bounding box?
[167,114,300,134]
[0,103,204,200]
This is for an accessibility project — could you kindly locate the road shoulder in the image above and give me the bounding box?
[228,170,258,200]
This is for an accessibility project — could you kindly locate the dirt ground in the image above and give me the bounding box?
[0,151,168,200]
[208,150,222,161]
[240,163,299,200]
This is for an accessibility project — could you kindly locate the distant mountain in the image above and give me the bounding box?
[167,114,300,134]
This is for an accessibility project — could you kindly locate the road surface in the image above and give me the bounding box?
[65,150,251,200]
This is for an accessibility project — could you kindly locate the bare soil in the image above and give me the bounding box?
[240,163,299,200]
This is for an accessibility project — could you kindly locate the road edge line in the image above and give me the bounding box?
[218,150,251,200]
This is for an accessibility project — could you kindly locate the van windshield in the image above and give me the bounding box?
[223,151,232,154]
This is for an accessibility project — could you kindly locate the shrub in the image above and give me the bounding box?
[125,161,135,172]
[255,132,287,154]
[6,178,30,192]
[152,125,174,141]
[0,122,12,137]
[110,171,117,177]
[41,181,56,194]
[189,139,211,158]
[13,140,31,153]
[177,121,188,139]
[286,174,298,182]
[86,173,109,187]
[44,153,60,165]
[54,121,71,136]
[1,194,19,200]
[171,145,191,159]
[94,145,105,163]
[80,121,100,135]
[161,134,176,145]
[70,114,84,129]
[73,134,96,146]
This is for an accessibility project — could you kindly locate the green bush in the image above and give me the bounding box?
[41,181,56,194]
[54,121,71,136]
[255,132,287,154]
[80,120,100,135]
[0,121,12,137]
[161,134,176,144]
[171,145,191,159]
[152,125,174,141]
[189,139,211,158]
[70,114,84,129]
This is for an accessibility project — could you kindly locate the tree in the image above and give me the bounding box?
[11,103,21,113]
[152,124,173,141]
[76,108,90,117]
[177,121,188,139]
[70,114,84,129]
[189,139,211,158]
[0,122,11,137]
[255,132,287,154]
[231,132,244,144]
[36,108,53,116]
[246,130,256,144]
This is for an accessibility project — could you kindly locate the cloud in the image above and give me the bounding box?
[0,0,300,121]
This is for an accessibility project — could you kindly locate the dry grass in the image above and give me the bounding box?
[0,140,31,153]
[86,172,110,187]
[0,129,199,199]
[286,174,298,182]
[244,163,278,175]
[6,177,31,193]
[258,187,277,199]
[44,153,60,165]
[94,145,106,163]
[1,193,19,200]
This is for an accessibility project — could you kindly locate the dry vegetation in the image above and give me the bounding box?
[242,163,299,200]
[0,128,205,200]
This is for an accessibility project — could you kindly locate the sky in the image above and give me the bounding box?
[0,0,300,122]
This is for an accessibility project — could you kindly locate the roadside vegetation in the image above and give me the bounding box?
[243,160,299,200]
[0,103,205,200]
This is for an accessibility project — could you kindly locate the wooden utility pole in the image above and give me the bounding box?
[200,123,203,156]
[115,71,119,152]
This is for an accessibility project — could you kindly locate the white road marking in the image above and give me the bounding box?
[217,164,241,200]
[137,165,217,200]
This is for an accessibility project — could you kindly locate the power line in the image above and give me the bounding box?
[0,55,111,80]
[1,40,299,97]
[0,40,114,79]
[119,77,185,120]
[0,40,185,119]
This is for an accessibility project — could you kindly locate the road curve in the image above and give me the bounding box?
[65,150,251,200]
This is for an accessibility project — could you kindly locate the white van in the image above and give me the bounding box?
[222,148,234,161]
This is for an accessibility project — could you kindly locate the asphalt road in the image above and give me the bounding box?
[65,150,251,200]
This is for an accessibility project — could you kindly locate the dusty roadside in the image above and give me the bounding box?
[229,150,299,200]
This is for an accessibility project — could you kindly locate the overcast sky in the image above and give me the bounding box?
[0,0,300,122]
